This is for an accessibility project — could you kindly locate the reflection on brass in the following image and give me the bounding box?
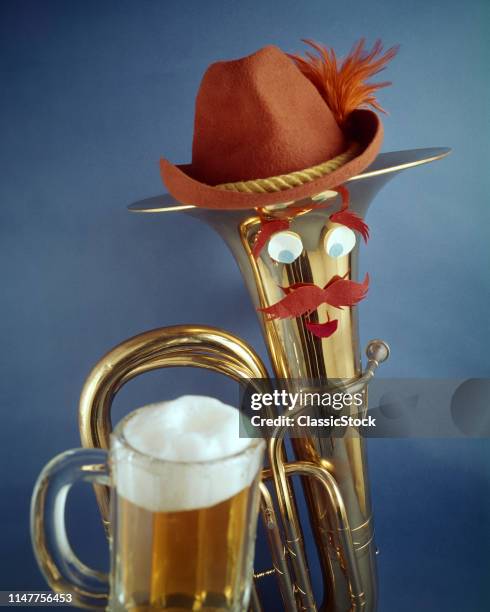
[78,148,449,610]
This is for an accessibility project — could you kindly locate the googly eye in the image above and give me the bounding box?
[324,226,356,258]
[268,231,303,264]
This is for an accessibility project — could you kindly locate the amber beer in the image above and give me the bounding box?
[110,397,264,611]
[114,487,251,610]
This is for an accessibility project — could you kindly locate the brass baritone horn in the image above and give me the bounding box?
[73,148,448,611]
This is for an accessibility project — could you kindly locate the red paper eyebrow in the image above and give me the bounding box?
[329,185,370,242]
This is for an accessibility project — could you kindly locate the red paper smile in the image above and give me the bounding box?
[305,319,339,338]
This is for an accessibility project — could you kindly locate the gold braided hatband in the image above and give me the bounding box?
[215,143,360,194]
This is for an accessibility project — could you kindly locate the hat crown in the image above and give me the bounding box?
[190,45,346,186]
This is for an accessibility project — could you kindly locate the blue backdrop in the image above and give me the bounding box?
[1,1,489,610]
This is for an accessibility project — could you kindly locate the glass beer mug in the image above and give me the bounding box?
[31,397,265,611]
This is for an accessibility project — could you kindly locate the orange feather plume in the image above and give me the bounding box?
[290,39,398,125]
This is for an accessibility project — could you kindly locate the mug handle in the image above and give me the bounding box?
[30,448,110,609]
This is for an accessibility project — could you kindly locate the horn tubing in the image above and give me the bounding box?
[79,325,269,529]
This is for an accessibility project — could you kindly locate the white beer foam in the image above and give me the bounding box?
[114,396,263,512]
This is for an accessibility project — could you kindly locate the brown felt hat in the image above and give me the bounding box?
[160,44,388,210]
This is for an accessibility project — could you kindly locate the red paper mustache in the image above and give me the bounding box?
[258,273,369,320]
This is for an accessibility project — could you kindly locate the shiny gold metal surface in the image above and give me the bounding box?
[239,206,373,611]
[78,148,449,611]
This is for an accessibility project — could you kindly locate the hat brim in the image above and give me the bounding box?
[160,109,382,210]
[131,145,451,213]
